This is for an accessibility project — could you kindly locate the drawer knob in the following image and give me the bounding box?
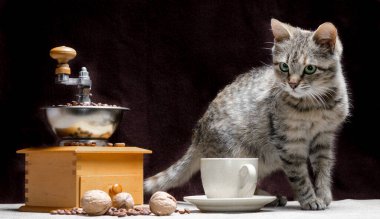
[110,184,123,195]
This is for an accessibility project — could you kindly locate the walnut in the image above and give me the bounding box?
[149,191,177,216]
[112,192,134,209]
[80,190,112,216]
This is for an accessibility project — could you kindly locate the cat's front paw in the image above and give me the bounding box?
[300,197,326,210]
[265,195,287,207]
[316,188,332,206]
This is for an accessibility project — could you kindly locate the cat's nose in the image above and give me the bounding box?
[288,75,300,89]
[289,82,299,89]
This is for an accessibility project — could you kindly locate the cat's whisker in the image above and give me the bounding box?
[307,92,321,106]
[325,89,337,99]
[308,86,335,104]
[299,85,310,90]
[314,92,329,109]
[313,87,336,105]
[322,87,335,92]
[270,85,283,100]
[262,47,273,51]
[319,86,336,94]
[314,86,333,95]
[307,88,327,109]
[260,61,272,67]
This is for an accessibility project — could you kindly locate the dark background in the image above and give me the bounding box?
[0,0,379,203]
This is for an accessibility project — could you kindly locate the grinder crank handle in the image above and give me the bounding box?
[50,46,77,75]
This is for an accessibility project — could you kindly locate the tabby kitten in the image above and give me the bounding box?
[144,19,349,210]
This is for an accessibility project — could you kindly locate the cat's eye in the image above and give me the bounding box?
[279,62,289,73]
[304,65,317,74]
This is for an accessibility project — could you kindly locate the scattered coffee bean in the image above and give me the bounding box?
[176,208,191,214]
[63,141,128,147]
[134,206,151,215]
[104,206,152,217]
[141,209,151,215]
[127,208,140,216]
[115,143,126,147]
[50,207,86,215]
[63,141,98,146]
[107,207,118,215]
[107,207,127,217]
[57,101,121,107]
[76,208,85,214]
[51,206,155,217]
[119,208,127,216]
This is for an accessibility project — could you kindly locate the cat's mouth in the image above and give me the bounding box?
[284,85,306,98]
[288,90,305,98]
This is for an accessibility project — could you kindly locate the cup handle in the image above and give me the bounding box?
[238,164,257,198]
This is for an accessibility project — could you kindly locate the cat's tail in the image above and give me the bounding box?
[144,145,201,194]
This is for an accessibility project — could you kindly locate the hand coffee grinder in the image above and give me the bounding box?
[46,45,129,146]
[17,46,151,212]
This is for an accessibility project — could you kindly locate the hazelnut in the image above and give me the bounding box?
[149,191,177,216]
[112,192,134,209]
[80,190,112,216]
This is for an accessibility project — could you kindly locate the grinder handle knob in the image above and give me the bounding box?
[50,46,77,75]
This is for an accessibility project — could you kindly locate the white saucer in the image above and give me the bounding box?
[183,195,276,212]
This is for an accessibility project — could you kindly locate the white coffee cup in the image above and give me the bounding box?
[201,158,258,198]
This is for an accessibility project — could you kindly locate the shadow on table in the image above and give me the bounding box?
[190,205,300,214]
[1,208,21,212]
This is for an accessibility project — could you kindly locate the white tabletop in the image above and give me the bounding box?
[0,200,379,219]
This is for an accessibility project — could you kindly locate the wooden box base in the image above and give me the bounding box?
[17,146,152,212]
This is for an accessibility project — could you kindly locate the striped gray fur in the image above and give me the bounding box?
[144,19,349,210]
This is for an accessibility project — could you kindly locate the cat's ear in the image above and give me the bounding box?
[313,22,337,52]
[271,19,291,42]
